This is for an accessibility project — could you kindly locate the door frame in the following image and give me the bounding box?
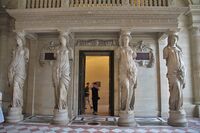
[78,50,114,116]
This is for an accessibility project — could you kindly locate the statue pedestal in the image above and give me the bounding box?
[53,109,69,125]
[168,109,188,127]
[118,111,137,127]
[6,107,23,123]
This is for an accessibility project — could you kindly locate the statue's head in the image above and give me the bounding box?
[120,31,132,47]
[16,32,25,46]
[168,32,179,46]
[59,32,69,47]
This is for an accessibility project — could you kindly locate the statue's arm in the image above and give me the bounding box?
[163,47,168,65]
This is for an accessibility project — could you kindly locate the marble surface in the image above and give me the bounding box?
[0,115,200,133]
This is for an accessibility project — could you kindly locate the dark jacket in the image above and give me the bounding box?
[92,87,99,100]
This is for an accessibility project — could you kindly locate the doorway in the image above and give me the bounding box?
[78,51,114,116]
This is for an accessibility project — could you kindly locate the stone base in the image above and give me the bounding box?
[168,110,188,127]
[118,111,137,127]
[6,107,24,123]
[53,109,69,125]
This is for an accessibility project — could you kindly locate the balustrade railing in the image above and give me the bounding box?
[26,0,61,8]
[69,0,122,7]
[129,0,168,7]
[25,0,169,9]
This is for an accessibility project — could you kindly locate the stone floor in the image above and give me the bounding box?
[0,115,200,133]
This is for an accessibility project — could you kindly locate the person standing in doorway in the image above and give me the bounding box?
[84,82,92,110]
[91,82,100,115]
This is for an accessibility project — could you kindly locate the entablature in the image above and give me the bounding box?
[7,7,188,33]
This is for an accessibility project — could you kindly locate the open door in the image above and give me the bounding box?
[78,51,114,116]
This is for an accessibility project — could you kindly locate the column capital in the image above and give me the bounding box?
[167,28,180,35]
[59,29,71,36]
[60,31,70,37]
[120,29,132,36]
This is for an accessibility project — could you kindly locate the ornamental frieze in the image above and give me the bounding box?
[76,39,118,46]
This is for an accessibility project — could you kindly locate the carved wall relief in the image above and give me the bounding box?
[76,39,119,46]
[131,41,154,68]
[39,41,59,66]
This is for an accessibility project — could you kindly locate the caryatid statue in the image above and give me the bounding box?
[52,31,73,125]
[117,31,137,127]
[7,32,29,123]
[163,32,187,127]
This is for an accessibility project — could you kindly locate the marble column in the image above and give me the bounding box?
[163,31,187,127]
[191,27,200,117]
[6,32,29,123]
[117,30,137,127]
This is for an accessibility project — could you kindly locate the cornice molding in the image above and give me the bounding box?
[6,7,188,32]
[7,7,188,17]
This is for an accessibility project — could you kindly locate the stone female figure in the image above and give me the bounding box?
[163,34,185,111]
[8,33,29,108]
[117,32,137,112]
[117,31,137,126]
[6,32,29,123]
[53,33,71,110]
[163,33,187,127]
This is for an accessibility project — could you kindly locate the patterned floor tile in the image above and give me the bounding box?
[0,117,199,133]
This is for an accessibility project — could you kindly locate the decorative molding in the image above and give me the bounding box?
[132,41,154,68]
[76,39,118,46]
[39,41,59,66]
[6,7,188,32]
